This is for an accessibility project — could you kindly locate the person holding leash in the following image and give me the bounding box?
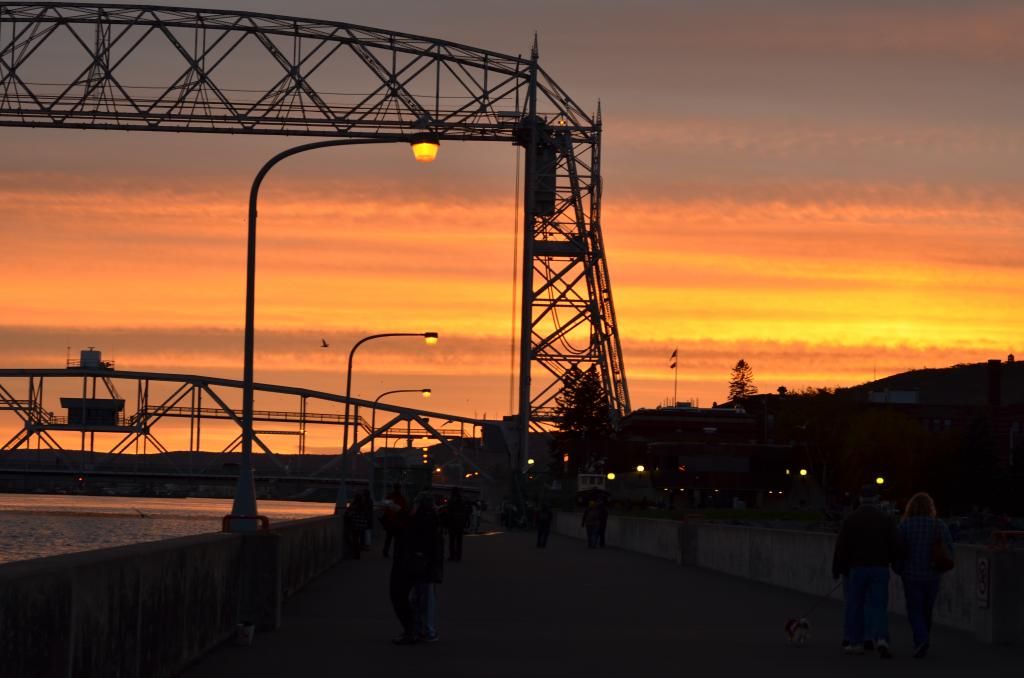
[832,484,902,658]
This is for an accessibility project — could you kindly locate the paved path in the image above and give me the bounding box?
[186,530,1021,677]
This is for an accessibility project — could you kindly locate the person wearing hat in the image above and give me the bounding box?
[832,484,902,658]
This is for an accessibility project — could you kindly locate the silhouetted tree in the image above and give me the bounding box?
[728,359,758,400]
[552,366,612,474]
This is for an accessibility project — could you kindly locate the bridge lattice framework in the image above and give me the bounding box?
[0,366,487,477]
[0,3,632,466]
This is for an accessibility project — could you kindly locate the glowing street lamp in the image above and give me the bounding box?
[338,332,438,510]
[409,134,440,163]
[636,465,646,473]
[875,476,886,486]
[799,469,808,477]
[606,472,616,480]
[370,387,432,454]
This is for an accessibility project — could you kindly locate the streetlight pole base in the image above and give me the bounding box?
[227,466,260,532]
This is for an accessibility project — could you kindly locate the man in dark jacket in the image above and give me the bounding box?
[832,485,902,658]
[390,492,443,644]
[381,483,407,558]
[388,505,417,644]
[536,503,553,548]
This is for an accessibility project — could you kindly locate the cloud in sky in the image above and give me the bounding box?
[0,0,1021,438]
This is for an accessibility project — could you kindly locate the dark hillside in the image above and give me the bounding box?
[847,359,1024,406]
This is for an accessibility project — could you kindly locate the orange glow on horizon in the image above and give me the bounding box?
[0,177,1019,416]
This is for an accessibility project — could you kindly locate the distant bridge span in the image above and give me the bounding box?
[0,366,489,464]
[0,3,633,468]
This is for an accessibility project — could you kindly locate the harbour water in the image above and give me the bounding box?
[0,493,334,565]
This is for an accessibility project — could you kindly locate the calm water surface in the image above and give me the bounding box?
[0,494,334,564]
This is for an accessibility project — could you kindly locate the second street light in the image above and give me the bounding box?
[370,387,432,454]
[337,331,439,511]
[228,135,440,532]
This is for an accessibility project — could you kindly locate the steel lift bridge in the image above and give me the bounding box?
[0,2,632,468]
[0,350,484,480]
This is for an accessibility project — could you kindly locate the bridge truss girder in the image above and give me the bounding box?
[0,367,488,476]
[0,3,631,454]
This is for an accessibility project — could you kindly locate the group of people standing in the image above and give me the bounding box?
[832,486,954,659]
[377,484,470,645]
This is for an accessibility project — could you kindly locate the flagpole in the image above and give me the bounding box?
[673,348,678,404]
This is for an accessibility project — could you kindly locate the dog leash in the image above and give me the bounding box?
[800,580,843,619]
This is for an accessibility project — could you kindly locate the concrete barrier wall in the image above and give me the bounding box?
[275,516,344,598]
[553,512,1024,645]
[0,515,346,678]
[0,532,243,678]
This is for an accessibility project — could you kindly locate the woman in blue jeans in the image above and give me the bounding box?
[897,492,953,659]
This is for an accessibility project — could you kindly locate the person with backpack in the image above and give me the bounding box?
[896,492,954,659]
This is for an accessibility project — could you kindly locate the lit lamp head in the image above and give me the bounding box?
[636,464,645,473]
[875,476,885,486]
[527,458,535,466]
[606,472,616,481]
[421,388,432,398]
[409,133,440,163]
[799,469,808,477]
[423,332,439,346]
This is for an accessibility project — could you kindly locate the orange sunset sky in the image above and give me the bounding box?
[1,0,1022,452]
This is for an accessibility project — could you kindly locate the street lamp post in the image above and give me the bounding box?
[370,388,432,454]
[228,135,440,532]
[337,332,438,511]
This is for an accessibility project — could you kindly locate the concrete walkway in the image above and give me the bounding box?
[185,530,1021,677]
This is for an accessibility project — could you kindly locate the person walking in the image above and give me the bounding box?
[536,503,553,548]
[832,484,902,658]
[896,492,954,659]
[359,488,374,551]
[446,487,466,562]
[582,500,602,548]
[597,498,608,548]
[381,483,407,558]
[343,492,368,560]
[411,492,443,642]
[388,503,417,644]
[389,492,443,644]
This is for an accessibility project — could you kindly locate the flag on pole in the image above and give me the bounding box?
[669,348,678,369]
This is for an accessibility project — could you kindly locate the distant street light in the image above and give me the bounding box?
[606,472,616,481]
[229,134,440,532]
[875,476,886,486]
[799,469,808,477]
[636,465,645,473]
[527,458,536,466]
[370,388,432,454]
[339,333,438,510]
